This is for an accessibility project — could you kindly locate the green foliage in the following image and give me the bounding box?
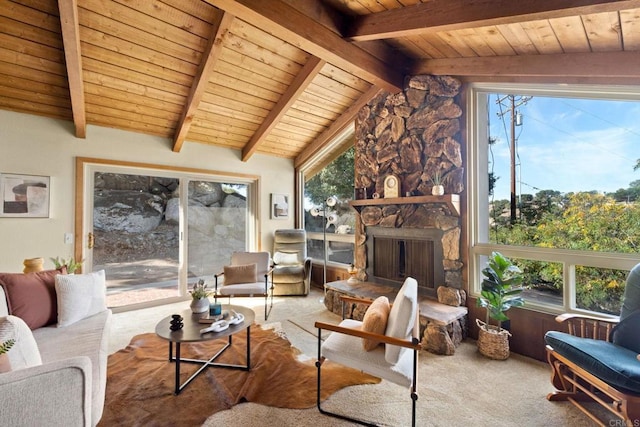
[50,256,84,274]
[0,339,15,355]
[477,252,525,330]
[304,146,354,206]
[490,189,640,314]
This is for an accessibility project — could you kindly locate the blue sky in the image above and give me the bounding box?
[488,95,640,201]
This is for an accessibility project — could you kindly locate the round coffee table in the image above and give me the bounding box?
[155,304,255,395]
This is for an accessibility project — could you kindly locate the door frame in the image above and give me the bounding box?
[75,157,261,311]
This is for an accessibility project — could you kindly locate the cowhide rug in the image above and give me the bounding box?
[99,324,380,426]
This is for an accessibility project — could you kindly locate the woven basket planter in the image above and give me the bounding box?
[476,319,511,360]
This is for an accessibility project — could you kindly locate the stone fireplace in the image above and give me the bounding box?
[352,75,464,294]
[321,74,469,355]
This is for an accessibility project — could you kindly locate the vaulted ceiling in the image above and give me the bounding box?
[1,0,639,167]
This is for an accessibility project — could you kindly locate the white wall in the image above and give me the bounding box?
[0,110,294,272]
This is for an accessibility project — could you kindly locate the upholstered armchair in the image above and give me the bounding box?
[214,251,274,320]
[315,277,421,426]
[544,263,640,425]
[271,229,311,296]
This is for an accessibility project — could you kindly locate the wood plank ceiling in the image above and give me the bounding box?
[1,0,639,166]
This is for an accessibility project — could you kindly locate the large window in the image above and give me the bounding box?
[469,84,640,316]
[303,146,356,273]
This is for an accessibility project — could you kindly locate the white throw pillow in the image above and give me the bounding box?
[384,277,418,364]
[0,315,42,370]
[273,251,299,266]
[55,270,107,327]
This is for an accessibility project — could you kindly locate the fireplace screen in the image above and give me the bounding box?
[367,227,444,295]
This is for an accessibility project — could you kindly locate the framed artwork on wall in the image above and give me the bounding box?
[0,173,50,218]
[271,193,289,219]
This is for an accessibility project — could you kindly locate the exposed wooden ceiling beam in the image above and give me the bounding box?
[295,85,382,168]
[415,51,640,81]
[242,56,325,161]
[346,0,640,41]
[58,0,86,138]
[173,12,234,152]
[204,0,405,92]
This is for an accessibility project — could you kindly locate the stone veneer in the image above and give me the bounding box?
[353,75,464,290]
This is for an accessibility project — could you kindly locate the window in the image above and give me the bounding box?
[303,146,356,271]
[469,83,640,316]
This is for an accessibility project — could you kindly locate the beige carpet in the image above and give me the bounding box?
[204,339,597,427]
[108,293,599,426]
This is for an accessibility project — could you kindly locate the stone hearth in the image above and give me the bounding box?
[324,280,467,355]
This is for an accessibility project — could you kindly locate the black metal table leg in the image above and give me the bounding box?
[175,342,181,395]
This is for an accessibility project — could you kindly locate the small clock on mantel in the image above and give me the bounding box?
[383,174,399,198]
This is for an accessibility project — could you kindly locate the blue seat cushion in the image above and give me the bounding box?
[545,331,640,394]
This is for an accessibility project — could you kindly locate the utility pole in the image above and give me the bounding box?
[496,95,531,224]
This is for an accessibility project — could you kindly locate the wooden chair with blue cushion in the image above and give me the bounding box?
[314,277,422,427]
[214,251,274,320]
[544,263,640,425]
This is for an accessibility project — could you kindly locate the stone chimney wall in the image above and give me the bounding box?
[353,75,464,290]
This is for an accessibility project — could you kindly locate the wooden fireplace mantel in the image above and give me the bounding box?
[349,194,460,216]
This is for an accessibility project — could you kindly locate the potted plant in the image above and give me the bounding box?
[189,279,212,313]
[50,256,84,274]
[430,171,445,196]
[476,251,525,360]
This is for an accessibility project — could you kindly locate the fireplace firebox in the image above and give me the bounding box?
[366,226,444,296]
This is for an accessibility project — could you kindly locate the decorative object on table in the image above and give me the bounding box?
[100,326,380,427]
[0,173,50,218]
[22,257,44,273]
[270,193,289,219]
[430,170,445,196]
[209,303,222,316]
[189,279,212,313]
[383,174,399,198]
[169,315,183,331]
[0,338,15,373]
[310,196,338,286]
[476,251,524,360]
[347,263,358,283]
[50,256,84,274]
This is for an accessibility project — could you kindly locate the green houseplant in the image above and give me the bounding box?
[476,251,525,359]
[0,338,15,373]
[50,256,84,274]
[189,279,212,313]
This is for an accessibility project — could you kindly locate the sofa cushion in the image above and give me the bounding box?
[361,296,390,351]
[0,315,42,370]
[545,330,640,394]
[385,278,418,364]
[55,270,107,327]
[0,268,66,329]
[34,309,112,425]
[224,263,257,285]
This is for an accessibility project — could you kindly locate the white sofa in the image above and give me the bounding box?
[0,271,112,427]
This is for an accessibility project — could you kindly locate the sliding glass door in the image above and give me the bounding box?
[78,159,257,310]
[186,181,248,286]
